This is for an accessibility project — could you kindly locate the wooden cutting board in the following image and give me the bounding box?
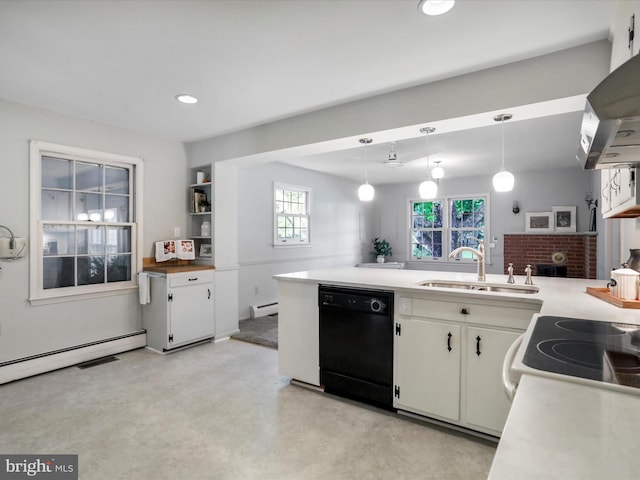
[586,287,640,309]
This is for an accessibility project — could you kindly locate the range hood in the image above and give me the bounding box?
[577,54,640,169]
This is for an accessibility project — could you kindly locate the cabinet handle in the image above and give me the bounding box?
[476,335,482,356]
[447,332,452,352]
[207,289,211,299]
[188,277,198,282]
[460,308,469,315]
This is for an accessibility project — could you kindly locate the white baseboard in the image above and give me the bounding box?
[250,302,278,318]
[0,331,146,384]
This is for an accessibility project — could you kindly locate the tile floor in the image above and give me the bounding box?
[0,339,496,479]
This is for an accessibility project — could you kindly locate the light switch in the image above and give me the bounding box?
[174,227,181,238]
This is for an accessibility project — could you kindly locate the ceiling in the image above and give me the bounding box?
[0,0,615,184]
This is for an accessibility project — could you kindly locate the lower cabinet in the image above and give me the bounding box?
[143,270,215,352]
[465,326,520,433]
[395,318,461,422]
[394,294,539,437]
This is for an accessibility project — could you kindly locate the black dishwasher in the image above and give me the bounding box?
[318,284,394,410]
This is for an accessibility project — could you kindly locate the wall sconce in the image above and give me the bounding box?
[585,191,598,209]
[512,201,520,215]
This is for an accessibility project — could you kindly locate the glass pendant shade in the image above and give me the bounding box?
[419,179,438,199]
[492,168,515,192]
[431,165,445,179]
[358,182,375,201]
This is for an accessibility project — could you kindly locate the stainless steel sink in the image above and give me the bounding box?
[418,280,539,294]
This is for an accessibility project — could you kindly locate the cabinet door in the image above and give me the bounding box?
[169,283,214,346]
[395,318,461,422]
[465,326,520,433]
[601,169,612,214]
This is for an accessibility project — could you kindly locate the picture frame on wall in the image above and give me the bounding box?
[525,212,554,233]
[199,244,212,257]
[552,205,577,232]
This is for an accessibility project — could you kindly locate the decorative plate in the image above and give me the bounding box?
[551,251,567,265]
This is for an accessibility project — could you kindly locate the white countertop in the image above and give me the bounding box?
[275,267,640,477]
[488,375,640,480]
[274,267,640,324]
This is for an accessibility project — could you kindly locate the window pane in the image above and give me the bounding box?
[76,193,104,221]
[106,226,131,253]
[42,190,73,221]
[42,156,72,189]
[105,167,129,194]
[105,195,129,222]
[77,225,105,255]
[43,257,75,289]
[77,256,105,285]
[43,225,75,256]
[76,162,103,192]
[107,255,131,282]
[276,189,283,201]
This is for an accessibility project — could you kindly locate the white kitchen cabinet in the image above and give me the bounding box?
[465,326,520,433]
[395,318,461,422]
[277,280,320,386]
[394,293,539,437]
[601,167,640,218]
[143,270,215,352]
[189,166,213,261]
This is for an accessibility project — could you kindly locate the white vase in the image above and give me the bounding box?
[377,255,385,263]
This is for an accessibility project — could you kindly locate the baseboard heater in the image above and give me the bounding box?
[0,330,146,384]
[250,301,278,318]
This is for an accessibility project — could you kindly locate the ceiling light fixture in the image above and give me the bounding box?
[431,160,445,180]
[358,138,375,201]
[418,127,438,199]
[492,113,515,192]
[418,0,455,16]
[175,94,198,104]
[384,142,403,168]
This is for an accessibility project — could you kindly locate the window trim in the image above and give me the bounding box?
[409,192,490,263]
[273,182,311,247]
[29,140,144,305]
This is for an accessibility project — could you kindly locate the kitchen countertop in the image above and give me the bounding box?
[488,374,640,479]
[274,267,640,323]
[143,264,214,274]
[275,266,640,477]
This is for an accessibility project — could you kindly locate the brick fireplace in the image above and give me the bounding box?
[503,233,597,279]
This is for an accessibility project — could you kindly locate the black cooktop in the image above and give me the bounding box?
[523,316,640,388]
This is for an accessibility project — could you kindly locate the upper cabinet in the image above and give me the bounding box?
[610,1,640,72]
[601,167,640,218]
[188,166,213,263]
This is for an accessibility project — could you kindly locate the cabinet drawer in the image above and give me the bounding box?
[168,270,214,287]
[404,297,535,330]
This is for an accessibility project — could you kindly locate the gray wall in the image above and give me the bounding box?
[237,162,371,319]
[372,166,596,275]
[0,99,188,363]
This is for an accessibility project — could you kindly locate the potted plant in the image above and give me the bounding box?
[198,198,211,212]
[371,237,392,263]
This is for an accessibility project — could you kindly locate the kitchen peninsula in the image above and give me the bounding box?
[275,267,640,476]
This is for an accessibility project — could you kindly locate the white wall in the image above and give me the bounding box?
[236,162,371,319]
[0,99,188,363]
[372,166,596,276]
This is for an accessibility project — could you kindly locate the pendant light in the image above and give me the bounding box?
[358,138,374,201]
[418,127,438,199]
[431,160,445,180]
[492,113,515,192]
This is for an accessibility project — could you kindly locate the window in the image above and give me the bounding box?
[410,194,488,261]
[29,141,143,303]
[274,183,310,245]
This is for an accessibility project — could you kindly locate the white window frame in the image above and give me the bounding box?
[273,182,311,246]
[409,193,490,263]
[29,140,144,305]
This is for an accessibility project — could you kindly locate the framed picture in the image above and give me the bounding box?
[525,212,554,233]
[552,206,577,232]
[199,244,212,257]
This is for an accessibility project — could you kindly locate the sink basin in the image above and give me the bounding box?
[418,280,539,294]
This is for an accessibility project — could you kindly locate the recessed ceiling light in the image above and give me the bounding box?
[418,0,455,16]
[175,94,198,104]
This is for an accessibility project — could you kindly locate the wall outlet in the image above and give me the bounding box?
[399,297,412,316]
[174,227,181,238]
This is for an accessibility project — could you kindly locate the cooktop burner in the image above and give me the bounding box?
[523,316,640,388]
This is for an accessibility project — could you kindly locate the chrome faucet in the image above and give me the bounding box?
[524,264,533,285]
[507,263,515,284]
[449,240,485,282]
